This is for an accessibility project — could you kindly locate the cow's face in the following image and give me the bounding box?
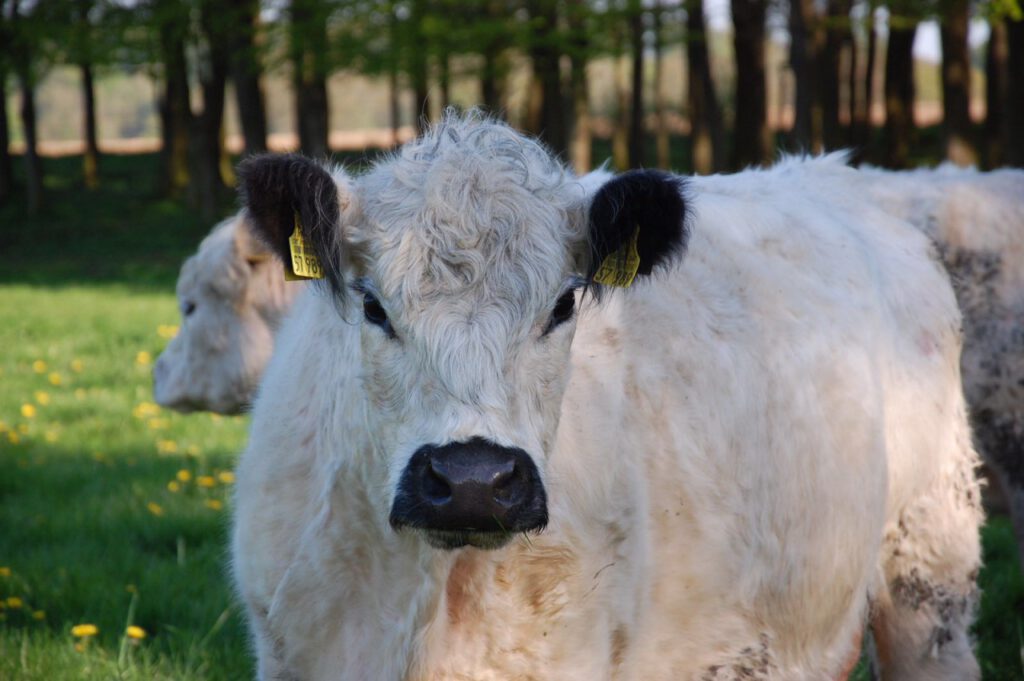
[154,216,288,415]
[241,116,688,550]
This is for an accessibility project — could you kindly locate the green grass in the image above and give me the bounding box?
[0,152,1022,679]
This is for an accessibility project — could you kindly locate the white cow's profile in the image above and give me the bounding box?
[232,117,982,680]
[153,213,301,414]
[864,164,1024,567]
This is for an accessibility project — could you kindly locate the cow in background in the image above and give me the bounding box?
[153,213,301,414]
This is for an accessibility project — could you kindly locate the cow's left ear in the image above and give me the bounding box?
[237,153,354,294]
[585,169,690,285]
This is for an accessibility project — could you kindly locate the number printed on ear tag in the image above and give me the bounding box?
[593,226,640,287]
[287,212,324,280]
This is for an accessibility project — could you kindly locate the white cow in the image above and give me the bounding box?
[153,213,301,414]
[863,164,1024,567]
[232,117,982,680]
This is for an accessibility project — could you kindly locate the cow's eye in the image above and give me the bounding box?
[183,301,196,317]
[363,293,396,338]
[543,290,576,336]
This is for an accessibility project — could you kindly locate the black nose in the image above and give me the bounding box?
[390,437,548,538]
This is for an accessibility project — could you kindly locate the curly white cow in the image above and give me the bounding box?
[153,213,301,414]
[232,117,982,680]
[864,164,1024,567]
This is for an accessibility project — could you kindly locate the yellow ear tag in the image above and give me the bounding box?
[286,212,324,281]
[592,226,641,287]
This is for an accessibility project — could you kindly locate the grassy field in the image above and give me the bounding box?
[0,153,1022,679]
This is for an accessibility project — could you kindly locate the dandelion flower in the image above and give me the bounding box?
[32,610,45,621]
[48,372,62,386]
[0,567,10,577]
[44,431,58,443]
[167,481,180,492]
[157,324,179,339]
[75,388,86,399]
[126,625,147,640]
[147,501,164,517]
[70,359,84,373]
[7,432,19,445]
[136,351,152,366]
[6,597,22,609]
[197,475,216,488]
[204,499,223,511]
[125,584,137,593]
[32,360,47,373]
[185,444,200,457]
[132,402,160,419]
[20,404,36,419]
[17,424,29,434]
[176,469,192,483]
[34,391,50,405]
[71,624,98,637]
[156,440,178,454]
[217,471,235,484]
[148,418,169,430]
[0,422,7,433]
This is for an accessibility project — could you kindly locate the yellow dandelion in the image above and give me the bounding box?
[176,469,192,483]
[146,501,164,517]
[0,567,10,577]
[34,391,50,405]
[70,358,84,373]
[6,597,22,609]
[17,424,29,434]
[156,440,178,454]
[204,499,223,511]
[44,431,58,443]
[148,418,169,430]
[217,471,235,484]
[32,359,47,373]
[197,475,216,488]
[7,432,19,445]
[157,324,179,339]
[132,402,161,419]
[167,480,181,493]
[185,444,200,457]
[32,610,45,621]
[0,421,7,433]
[48,372,62,386]
[75,388,86,399]
[136,351,152,366]
[125,625,147,640]
[125,584,137,593]
[210,413,222,423]
[20,404,36,419]
[71,624,98,637]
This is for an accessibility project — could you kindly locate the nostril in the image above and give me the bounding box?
[424,462,452,504]
[492,464,525,506]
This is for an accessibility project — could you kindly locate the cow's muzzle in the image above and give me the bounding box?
[389,438,548,550]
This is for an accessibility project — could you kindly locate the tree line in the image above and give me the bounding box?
[1,0,1022,220]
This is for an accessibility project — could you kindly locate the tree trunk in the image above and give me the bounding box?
[158,4,191,197]
[0,68,13,205]
[81,60,100,188]
[439,52,451,113]
[789,0,821,151]
[851,1,877,158]
[653,3,670,169]
[940,0,976,165]
[821,0,850,150]
[628,1,645,168]
[567,0,591,173]
[291,0,329,157]
[687,0,725,174]
[228,0,268,156]
[409,0,430,133]
[883,22,917,168]
[527,0,568,158]
[612,27,630,169]
[190,3,230,222]
[16,67,42,215]
[1004,17,1024,166]
[480,1,509,119]
[731,0,771,168]
[985,20,1008,168]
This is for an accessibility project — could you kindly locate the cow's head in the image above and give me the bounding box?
[240,115,688,550]
[153,214,296,414]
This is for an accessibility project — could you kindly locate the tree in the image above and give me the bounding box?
[7,0,44,214]
[291,0,330,157]
[1006,16,1024,166]
[226,0,268,156]
[687,0,725,173]
[0,13,13,205]
[939,0,977,165]
[790,0,823,151]
[566,0,592,172]
[820,0,851,150]
[985,18,1009,167]
[731,0,771,168]
[652,1,670,169]
[188,0,231,221]
[524,0,569,158]
[153,0,191,196]
[851,0,878,155]
[627,0,645,168]
[883,13,917,168]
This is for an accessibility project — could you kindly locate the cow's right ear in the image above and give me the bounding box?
[237,153,352,293]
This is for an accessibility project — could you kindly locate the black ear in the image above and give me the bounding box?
[237,153,343,293]
[586,169,690,284]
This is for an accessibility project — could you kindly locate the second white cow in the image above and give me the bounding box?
[232,118,981,680]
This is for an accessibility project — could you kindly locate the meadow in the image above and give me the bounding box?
[0,153,1021,679]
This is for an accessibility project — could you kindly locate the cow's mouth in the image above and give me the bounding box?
[420,529,518,551]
